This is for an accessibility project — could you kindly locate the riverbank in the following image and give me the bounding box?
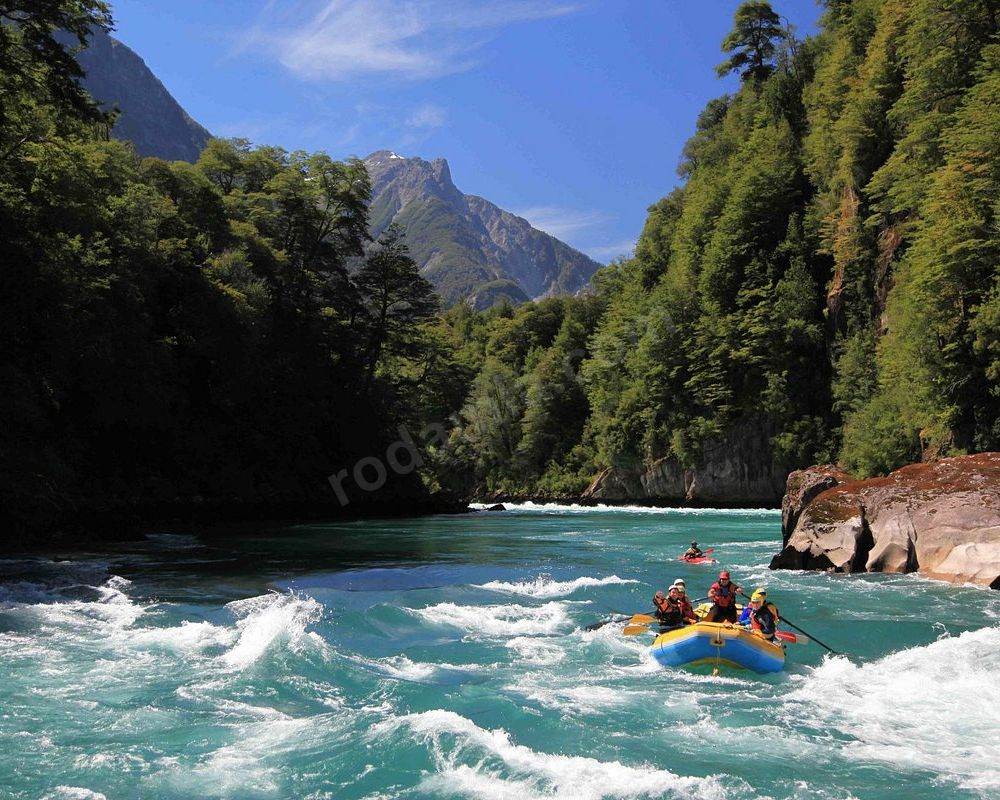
[0,494,470,556]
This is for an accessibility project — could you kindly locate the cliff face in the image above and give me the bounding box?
[770,453,1000,589]
[582,419,789,506]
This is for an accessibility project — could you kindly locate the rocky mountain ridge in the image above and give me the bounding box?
[365,151,602,308]
[73,28,211,162]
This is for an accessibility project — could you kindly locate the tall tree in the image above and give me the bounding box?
[355,225,439,389]
[716,0,786,83]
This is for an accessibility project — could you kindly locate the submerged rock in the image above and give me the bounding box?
[771,453,1000,589]
[484,503,507,512]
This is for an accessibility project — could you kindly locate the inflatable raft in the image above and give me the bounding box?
[650,622,785,673]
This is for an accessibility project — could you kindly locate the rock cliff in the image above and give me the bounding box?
[770,453,1000,589]
[582,421,789,506]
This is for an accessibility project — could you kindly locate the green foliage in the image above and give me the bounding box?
[716,1,786,83]
[439,0,1000,495]
[0,8,472,542]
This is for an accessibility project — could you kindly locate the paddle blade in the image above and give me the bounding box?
[776,630,807,644]
[622,624,651,636]
[630,613,656,624]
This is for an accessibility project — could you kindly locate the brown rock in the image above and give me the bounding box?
[780,464,850,545]
[771,452,1000,589]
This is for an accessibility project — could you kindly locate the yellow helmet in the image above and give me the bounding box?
[750,591,766,603]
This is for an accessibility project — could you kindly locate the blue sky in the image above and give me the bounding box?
[109,0,823,262]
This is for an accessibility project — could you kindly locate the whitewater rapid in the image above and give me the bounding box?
[1,509,997,800]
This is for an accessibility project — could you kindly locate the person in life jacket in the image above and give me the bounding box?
[672,581,698,624]
[652,587,693,630]
[683,541,703,560]
[745,590,779,641]
[705,570,741,623]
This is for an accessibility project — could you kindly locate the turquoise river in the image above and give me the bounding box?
[1,504,998,800]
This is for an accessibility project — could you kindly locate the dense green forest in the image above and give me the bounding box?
[0,2,469,544]
[2,0,998,543]
[435,0,1000,496]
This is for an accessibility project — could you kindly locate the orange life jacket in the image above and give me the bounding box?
[711,581,737,608]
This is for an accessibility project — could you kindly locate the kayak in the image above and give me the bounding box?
[650,622,785,673]
[678,556,718,564]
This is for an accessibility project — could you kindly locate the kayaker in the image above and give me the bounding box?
[683,541,703,560]
[745,590,779,641]
[652,587,691,630]
[705,570,741,623]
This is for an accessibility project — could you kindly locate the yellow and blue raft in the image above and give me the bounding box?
[650,621,785,673]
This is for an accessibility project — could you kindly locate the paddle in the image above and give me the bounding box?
[583,613,631,632]
[736,589,841,655]
[775,630,807,644]
[777,616,841,655]
[622,623,652,636]
[583,610,658,632]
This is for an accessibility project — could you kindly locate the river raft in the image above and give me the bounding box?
[650,621,786,674]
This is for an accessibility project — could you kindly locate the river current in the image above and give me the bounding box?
[1,504,998,800]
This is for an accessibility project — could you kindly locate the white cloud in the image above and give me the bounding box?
[587,239,636,262]
[514,205,611,241]
[239,0,581,82]
[406,103,447,129]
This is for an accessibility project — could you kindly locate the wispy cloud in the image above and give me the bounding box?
[514,205,611,241]
[239,0,581,82]
[406,103,447,130]
[587,239,636,262]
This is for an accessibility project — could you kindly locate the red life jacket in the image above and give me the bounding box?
[653,595,670,615]
[711,581,737,608]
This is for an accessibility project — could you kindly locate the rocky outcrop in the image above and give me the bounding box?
[770,453,1000,589]
[583,420,788,506]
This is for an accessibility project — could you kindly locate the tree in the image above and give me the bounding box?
[716,1,785,83]
[355,226,439,389]
[0,1,112,162]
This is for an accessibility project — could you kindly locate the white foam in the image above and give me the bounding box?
[221,592,324,669]
[506,636,566,666]
[130,621,236,652]
[368,654,484,683]
[412,601,571,637]
[471,501,780,516]
[510,682,637,715]
[372,709,738,800]
[785,626,1000,793]
[41,789,108,800]
[478,575,639,599]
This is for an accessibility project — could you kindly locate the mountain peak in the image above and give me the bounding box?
[364,151,600,308]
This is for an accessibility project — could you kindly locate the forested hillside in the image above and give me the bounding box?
[434,0,1000,499]
[0,4,469,544]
